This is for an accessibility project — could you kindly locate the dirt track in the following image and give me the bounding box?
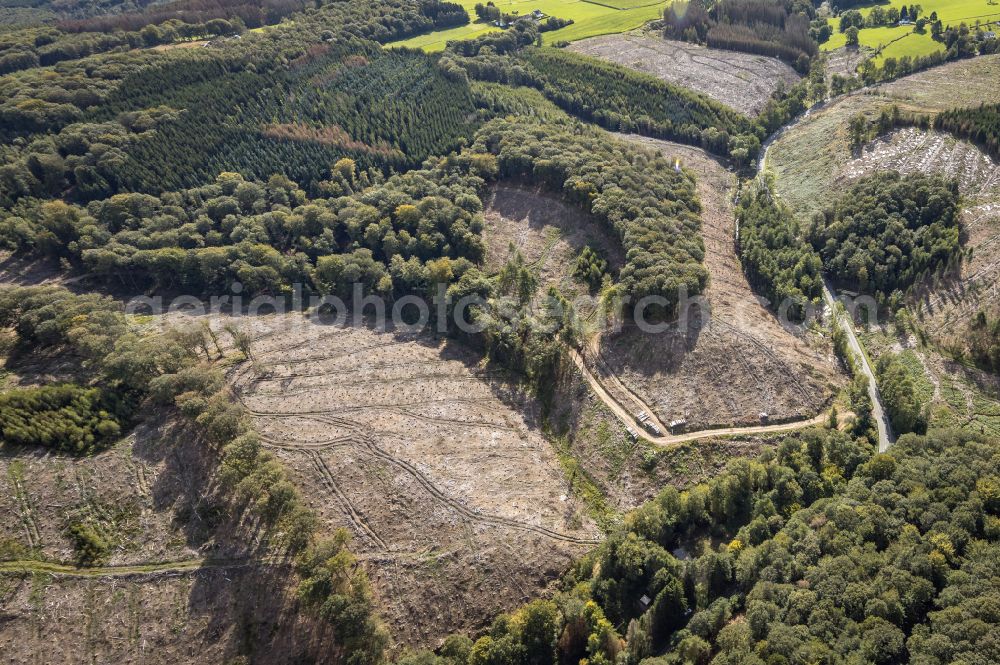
[601,136,841,430]
[0,557,268,578]
[840,127,1000,354]
[759,101,895,451]
[765,57,1000,419]
[568,347,828,445]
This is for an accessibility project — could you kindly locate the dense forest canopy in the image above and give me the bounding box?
[472,118,708,315]
[0,383,122,452]
[0,30,479,207]
[442,16,824,163]
[736,178,823,314]
[1,158,489,295]
[0,115,708,320]
[807,171,961,303]
[0,0,470,75]
[401,426,1000,665]
[663,0,818,69]
[441,32,764,164]
[929,103,1000,160]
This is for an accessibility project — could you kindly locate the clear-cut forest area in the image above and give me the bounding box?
[1,1,1000,664]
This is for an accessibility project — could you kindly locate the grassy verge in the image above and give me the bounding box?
[549,433,621,531]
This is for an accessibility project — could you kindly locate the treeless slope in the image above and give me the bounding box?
[0,413,327,664]
[233,316,599,648]
[568,34,801,116]
[769,54,1000,218]
[482,183,624,323]
[0,563,331,665]
[845,129,1000,346]
[598,135,841,430]
[767,55,1000,348]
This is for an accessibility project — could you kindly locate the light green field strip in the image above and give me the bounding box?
[543,2,665,43]
[388,0,666,52]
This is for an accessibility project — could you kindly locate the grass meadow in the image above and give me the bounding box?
[822,0,998,63]
[387,0,666,51]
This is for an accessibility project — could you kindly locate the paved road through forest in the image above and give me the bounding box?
[759,104,895,452]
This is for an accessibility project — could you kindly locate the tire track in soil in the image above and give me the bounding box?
[307,449,389,552]
[253,358,453,381]
[923,227,1000,330]
[238,333,602,547]
[253,401,599,545]
[391,408,518,432]
[350,431,602,546]
[259,338,417,369]
[243,396,499,418]
[712,318,813,405]
[707,327,771,418]
[259,409,515,435]
[570,346,827,446]
[260,433,359,450]
[250,372,500,398]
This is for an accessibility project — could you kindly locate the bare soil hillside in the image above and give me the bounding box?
[602,136,841,430]
[482,184,623,324]
[0,418,207,564]
[770,54,1000,218]
[231,317,599,648]
[0,563,329,665]
[547,365,777,510]
[825,46,867,80]
[0,412,322,664]
[567,35,801,116]
[842,128,1000,195]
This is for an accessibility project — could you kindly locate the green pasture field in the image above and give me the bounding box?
[822,0,999,63]
[386,0,666,52]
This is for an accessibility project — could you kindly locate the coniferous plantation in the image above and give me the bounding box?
[663,0,818,68]
[1,0,1000,662]
[441,28,770,163]
[929,103,1000,160]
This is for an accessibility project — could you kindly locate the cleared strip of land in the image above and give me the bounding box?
[568,34,801,115]
[0,558,265,578]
